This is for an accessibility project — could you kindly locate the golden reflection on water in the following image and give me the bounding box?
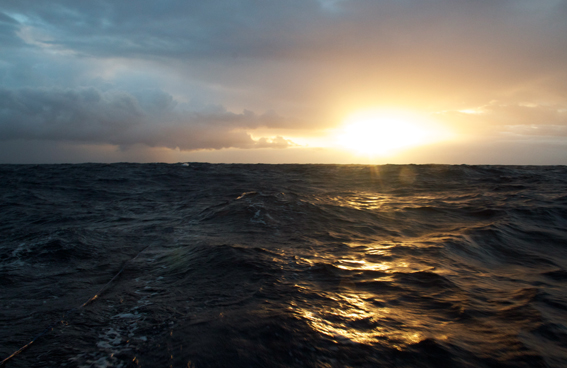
[297,291,425,348]
[343,195,388,211]
[336,193,447,212]
[294,176,458,350]
[294,245,439,349]
[336,259,410,273]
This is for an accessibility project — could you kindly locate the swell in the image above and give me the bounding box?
[1,163,567,367]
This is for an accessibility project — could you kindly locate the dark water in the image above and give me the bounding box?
[1,163,567,368]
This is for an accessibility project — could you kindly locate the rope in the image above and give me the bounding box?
[1,244,152,366]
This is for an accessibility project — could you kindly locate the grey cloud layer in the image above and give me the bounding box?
[1,0,567,155]
[1,0,320,57]
[0,11,24,47]
[4,0,566,69]
[0,87,294,150]
[3,0,566,85]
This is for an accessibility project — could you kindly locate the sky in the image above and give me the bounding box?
[1,0,566,164]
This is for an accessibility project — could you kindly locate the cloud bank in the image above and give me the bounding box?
[0,87,294,150]
[0,0,566,162]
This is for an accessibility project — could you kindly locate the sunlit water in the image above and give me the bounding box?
[1,163,566,367]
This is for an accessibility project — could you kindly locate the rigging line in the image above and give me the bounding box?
[0,243,153,367]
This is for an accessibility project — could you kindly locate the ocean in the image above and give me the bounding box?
[1,163,566,367]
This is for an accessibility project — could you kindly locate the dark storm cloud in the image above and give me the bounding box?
[0,87,294,150]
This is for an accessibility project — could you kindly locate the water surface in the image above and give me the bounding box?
[1,163,566,367]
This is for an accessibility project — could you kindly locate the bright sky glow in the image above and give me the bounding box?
[337,110,446,156]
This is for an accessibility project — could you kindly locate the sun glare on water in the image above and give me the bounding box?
[338,109,442,156]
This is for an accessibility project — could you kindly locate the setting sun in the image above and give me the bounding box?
[337,109,445,156]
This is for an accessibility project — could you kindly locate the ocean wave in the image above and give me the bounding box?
[1,163,566,367]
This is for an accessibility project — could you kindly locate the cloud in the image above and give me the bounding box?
[5,1,566,72]
[0,87,296,150]
[0,11,25,48]
[2,0,566,111]
[436,101,567,138]
[1,0,567,163]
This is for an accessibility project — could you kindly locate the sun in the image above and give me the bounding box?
[337,109,439,156]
